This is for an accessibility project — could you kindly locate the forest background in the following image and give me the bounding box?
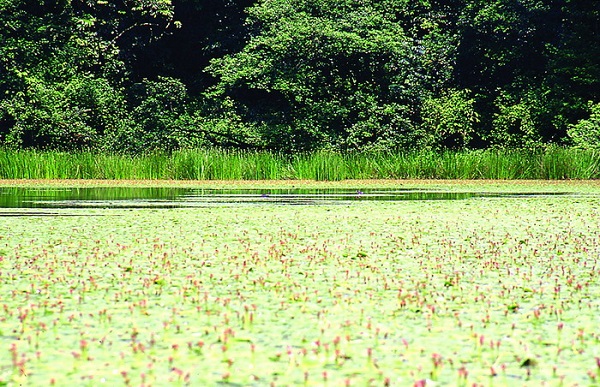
[1,0,599,155]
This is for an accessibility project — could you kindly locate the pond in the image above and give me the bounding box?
[0,186,577,209]
[1,183,600,385]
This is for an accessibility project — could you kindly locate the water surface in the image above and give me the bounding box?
[0,186,578,210]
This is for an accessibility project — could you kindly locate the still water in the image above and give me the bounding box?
[0,186,573,209]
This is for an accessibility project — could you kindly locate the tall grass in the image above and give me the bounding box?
[0,147,598,180]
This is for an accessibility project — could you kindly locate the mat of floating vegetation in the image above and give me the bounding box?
[1,184,599,385]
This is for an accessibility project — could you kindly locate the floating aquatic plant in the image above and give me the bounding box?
[0,184,599,384]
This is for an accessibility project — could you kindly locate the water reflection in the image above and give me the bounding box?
[0,186,575,209]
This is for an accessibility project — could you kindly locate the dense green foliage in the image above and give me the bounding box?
[0,0,598,153]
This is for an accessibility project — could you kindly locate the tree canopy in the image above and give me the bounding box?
[1,0,598,152]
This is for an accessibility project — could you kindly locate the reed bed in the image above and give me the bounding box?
[0,147,598,180]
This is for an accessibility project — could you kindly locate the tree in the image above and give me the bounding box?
[206,0,458,151]
[568,102,600,149]
[0,0,175,150]
[420,89,478,149]
[139,0,257,92]
[1,0,598,152]
[545,0,600,136]
[454,0,600,147]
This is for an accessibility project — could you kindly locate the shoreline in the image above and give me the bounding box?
[0,178,598,192]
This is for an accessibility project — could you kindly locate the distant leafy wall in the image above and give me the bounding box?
[0,0,598,153]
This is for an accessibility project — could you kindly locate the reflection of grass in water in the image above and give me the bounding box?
[0,187,182,208]
[0,147,599,180]
[1,191,600,385]
[0,186,579,209]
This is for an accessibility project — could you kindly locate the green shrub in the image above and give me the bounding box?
[567,101,600,149]
[419,89,479,149]
[486,90,544,148]
[0,75,128,150]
